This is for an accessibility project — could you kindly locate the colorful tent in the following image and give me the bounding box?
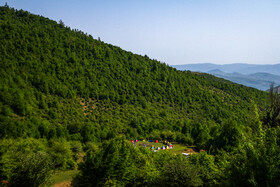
[135,139,138,142]
[131,140,134,143]
[149,139,152,142]
[162,146,165,150]
[155,140,158,143]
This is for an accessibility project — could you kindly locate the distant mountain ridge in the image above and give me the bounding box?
[173,63,280,76]
[210,71,280,91]
[172,63,280,90]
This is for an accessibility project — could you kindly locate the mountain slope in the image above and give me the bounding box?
[0,6,266,145]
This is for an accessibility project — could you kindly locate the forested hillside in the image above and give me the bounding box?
[2,5,280,186]
[0,5,265,142]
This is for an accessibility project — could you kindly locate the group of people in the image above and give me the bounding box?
[130,139,174,151]
[151,142,173,151]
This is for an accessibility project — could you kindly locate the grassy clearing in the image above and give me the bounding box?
[49,170,78,187]
[169,143,190,154]
[134,140,191,154]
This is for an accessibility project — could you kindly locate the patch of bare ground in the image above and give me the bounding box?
[53,181,72,187]
[182,147,205,155]
[79,98,96,116]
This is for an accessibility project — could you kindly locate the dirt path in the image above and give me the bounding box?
[53,181,72,187]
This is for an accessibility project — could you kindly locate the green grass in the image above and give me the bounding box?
[134,140,190,154]
[49,170,78,186]
[169,143,190,154]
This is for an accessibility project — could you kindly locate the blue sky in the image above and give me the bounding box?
[1,0,280,65]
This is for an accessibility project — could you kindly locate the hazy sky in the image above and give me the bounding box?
[2,0,280,65]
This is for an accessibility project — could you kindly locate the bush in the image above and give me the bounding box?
[48,139,75,169]
[9,152,53,187]
[70,141,83,153]
[159,155,203,187]
[84,142,99,152]
[188,152,221,186]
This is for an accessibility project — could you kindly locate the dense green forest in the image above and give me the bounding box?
[1,5,280,186]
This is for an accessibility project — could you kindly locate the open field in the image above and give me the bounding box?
[50,170,78,187]
[134,140,195,154]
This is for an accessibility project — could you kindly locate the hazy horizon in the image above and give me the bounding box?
[174,62,280,65]
[2,0,280,65]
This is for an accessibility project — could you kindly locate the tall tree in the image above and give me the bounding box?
[263,83,280,127]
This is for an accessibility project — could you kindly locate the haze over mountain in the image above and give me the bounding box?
[173,63,280,75]
[173,63,280,90]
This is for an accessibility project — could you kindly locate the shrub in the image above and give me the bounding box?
[9,151,53,187]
